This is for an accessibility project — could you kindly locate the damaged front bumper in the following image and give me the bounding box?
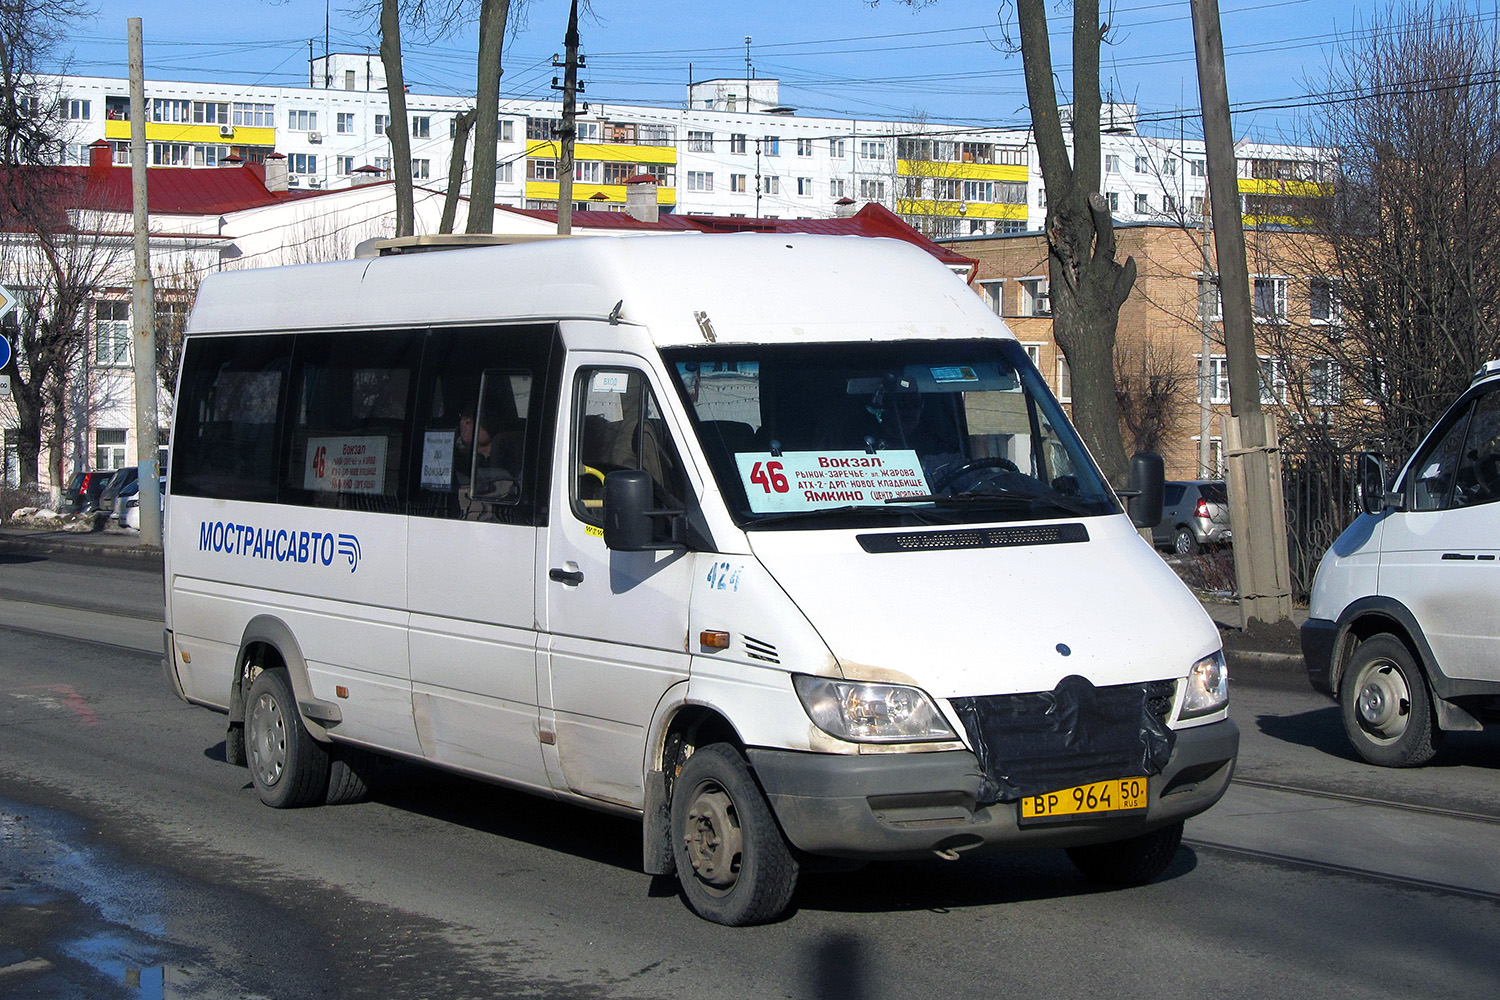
[747,718,1238,859]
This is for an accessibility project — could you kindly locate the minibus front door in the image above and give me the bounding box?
[539,360,696,809]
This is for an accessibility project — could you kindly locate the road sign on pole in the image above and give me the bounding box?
[0,282,15,371]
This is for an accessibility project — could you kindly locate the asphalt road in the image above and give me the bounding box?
[2,550,1499,999]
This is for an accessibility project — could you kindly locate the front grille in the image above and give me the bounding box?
[950,677,1177,806]
[858,523,1089,554]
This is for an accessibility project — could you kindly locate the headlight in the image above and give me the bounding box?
[792,675,957,743]
[1179,649,1229,719]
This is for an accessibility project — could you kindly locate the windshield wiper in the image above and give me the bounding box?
[887,490,1109,516]
[747,504,956,528]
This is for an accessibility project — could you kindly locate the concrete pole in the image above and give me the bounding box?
[1190,0,1290,624]
[1198,214,1214,477]
[129,19,162,547]
[555,0,580,235]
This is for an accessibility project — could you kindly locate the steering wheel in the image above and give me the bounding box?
[932,457,1019,493]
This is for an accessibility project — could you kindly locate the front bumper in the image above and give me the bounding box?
[748,717,1239,859]
[1300,617,1339,696]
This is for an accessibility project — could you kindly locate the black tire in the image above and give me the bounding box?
[325,746,378,805]
[1067,820,1183,885]
[1339,634,1440,767]
[1173,527,1200,556]
[224,722,247,767]
[245,668,330,808]
[670,743,799,926]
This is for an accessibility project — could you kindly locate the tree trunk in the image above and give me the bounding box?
[441,109,476,233]
[379,0,415,237]
[1015,0,1134,485]
[465,0,511,234]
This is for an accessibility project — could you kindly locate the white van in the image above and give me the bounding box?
[1303,360,1500,767]
[163,234,1238,925]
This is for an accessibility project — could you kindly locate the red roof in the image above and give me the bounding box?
[497,201,978,271]
[2,162,327,222]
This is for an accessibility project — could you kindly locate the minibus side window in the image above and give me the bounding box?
[280,330,421,514]
[1408,401,1473,512]
[1416,389,1500,511]
[571,368,688,528]
[171,335,287,503]
[409,325,553,525]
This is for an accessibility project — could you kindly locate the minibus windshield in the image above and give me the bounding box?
[664,339,1119,529]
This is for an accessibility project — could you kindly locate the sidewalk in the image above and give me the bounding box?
[0,525,162,566]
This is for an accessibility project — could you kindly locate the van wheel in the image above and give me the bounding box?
[246,668,330,807]
[1339,635,1440,767]
[671,743,799,926]
[1067,820,1183,885]
[1173,528,1200,556]
[325,746,378,805]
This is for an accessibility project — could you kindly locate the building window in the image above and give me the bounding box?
[763,135,779,156]
[95,301,130,367]
[192,102,229,125]
[687,130,713,152]
[337,112,355,134]
[1190,196,1204,215]
[573,160,601,183]
[1163,158,1178,176]
[1107,191,1119,212]
[686,170,713,192]
[796,176,814,196]
[1104,153,1120,173]
[411,158,430,180]
[289,153,317,175]
[527,158,557,181]
[1163,194,1176,213]
[150,143,190,166]
[375,114,390,135]
[499,119,514,142]
[288,109,318,131]
[1253,276,1288,322]
[603,161,633,184]
[762,175,779,194]
[1201,356,1230,404]
[192,145,227,167]
[730,173,747,193]
[150,99,190,123]
[344,69,357,90]
[1309,358,1343,406]
[1190,158,1206,176]
[1260,358,1286,403]
[859,179,886,201]
[977,279,1003,314]
[830,178,846,199]
[829,138,846,158]
[337,155,355,175]
[526,116,560,140]
[730,133,747,154]
[1134,154,1149,173]
[933,178,961,201]
[962,179,993,203]
[1019,278,1050,317]
[96,428,127,470]
[1038,187,1047,208]
[110,140,130,165]
[411,116,430,138]
[233,102,274,127]
[639,163,674,186]
[1134,193,1149,213]
[859,140,886,160]
[1309,277,1341,325]
[63,99,90,120]
[1200,277,1223,321]
[796,138,813,157]
[1057,356,1072,402]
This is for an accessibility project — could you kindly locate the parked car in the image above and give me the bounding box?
[114,466,165,529]
[1153,480,1231,555]
[63,468,116,513]
[98,467,137,520]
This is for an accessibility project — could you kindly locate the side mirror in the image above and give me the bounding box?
[1357,452,1389,514]
[603,469,685,551]
[1125,452,1165,529]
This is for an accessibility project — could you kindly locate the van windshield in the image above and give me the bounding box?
[663,339,1119,529]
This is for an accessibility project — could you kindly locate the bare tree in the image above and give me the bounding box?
[441,107,476,233]
[378,0,416,236]
[1291,0,1500,461]
[465,0,512,234]
[1115,339,1195,458]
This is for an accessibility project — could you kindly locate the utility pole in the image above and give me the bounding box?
[129,19,161,548]
[1191,0,1290,624]
[553,0,582,235]
[745,36,752,111]
[1198,213,1215,478]
[754,138,762,217]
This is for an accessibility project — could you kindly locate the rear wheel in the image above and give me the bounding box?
[246,667,330,808]
[1067,821,1183,885]
[1339,635,1439,767]
[671,743,799,926]
[1173,527,1200,556]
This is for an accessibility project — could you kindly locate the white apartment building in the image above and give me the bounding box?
[42,55,1332,239]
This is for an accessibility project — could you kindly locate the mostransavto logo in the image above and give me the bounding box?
[198,521,362,573]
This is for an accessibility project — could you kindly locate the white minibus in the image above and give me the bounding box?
[163,234,1238,925]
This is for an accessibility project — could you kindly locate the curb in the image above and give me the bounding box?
[1224,649,1305,672]
[0,531,163,567]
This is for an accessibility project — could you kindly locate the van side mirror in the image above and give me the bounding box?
[1358,452,1391,514]
[603,470,686,551]
[1124,452,1165,529]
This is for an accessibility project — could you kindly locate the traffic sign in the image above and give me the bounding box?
[0,283,14,371]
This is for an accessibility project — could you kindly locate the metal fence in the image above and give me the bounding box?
[1280,448,1364,602]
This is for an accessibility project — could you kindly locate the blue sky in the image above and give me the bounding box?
[58,1,1461,141]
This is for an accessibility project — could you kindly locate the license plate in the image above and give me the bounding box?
[1019,777,1149,821]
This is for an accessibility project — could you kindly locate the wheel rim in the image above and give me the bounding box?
[248,686,288,788]
[682,780,743,896]
[1175,531,1194,555]
[1354,660,1411,743]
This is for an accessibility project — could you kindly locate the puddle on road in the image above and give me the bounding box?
[0,799,222,999]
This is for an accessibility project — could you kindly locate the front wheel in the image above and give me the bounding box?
[1339,635,1440,767]
[1067,821,1183,885]
[671,743,799,926]
[1173,527,1200,556]
[246,667,330,807]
